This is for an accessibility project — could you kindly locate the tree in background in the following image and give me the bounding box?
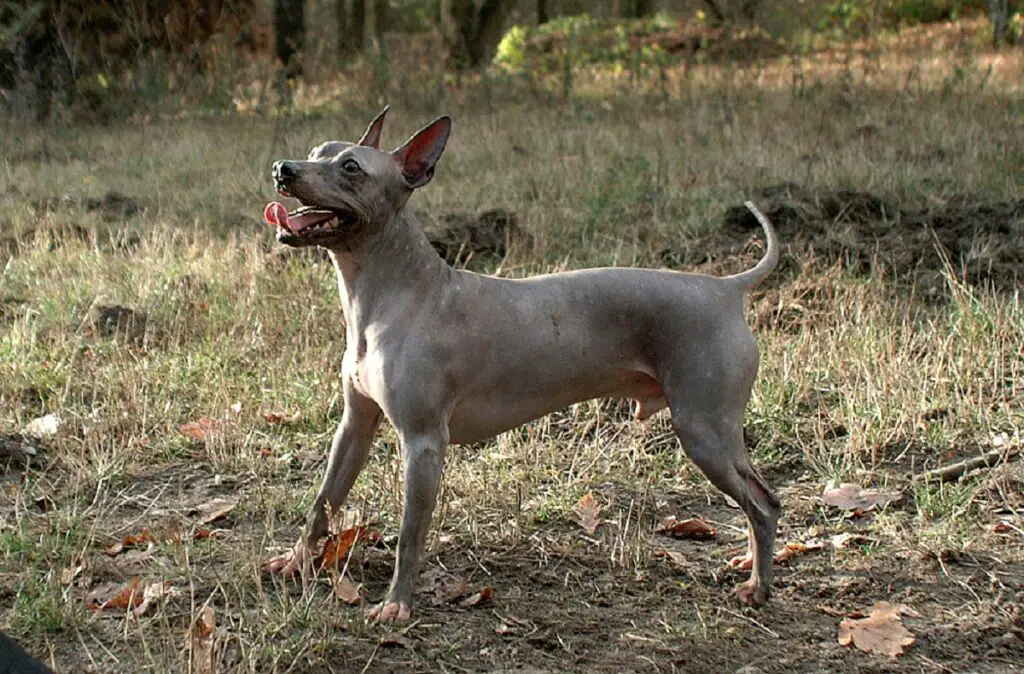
[274,0,305,78]
[336,0,367,57]
[442,0,518,68]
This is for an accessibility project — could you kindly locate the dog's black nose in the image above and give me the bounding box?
[273,160,297,181]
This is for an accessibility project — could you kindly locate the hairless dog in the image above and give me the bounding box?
[263,107,782,622]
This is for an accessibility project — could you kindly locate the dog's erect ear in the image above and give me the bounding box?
[357,105,390,148]
[391,116,451,189]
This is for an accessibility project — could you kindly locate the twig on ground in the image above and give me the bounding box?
[912,446,1019,484]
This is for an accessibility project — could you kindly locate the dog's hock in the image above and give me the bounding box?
[392,116,452,189]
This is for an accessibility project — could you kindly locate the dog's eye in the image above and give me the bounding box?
[341,159,361,174]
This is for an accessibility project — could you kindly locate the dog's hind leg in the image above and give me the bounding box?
[662,337,780,605]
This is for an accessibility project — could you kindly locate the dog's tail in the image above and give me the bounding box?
[727,201,780,290]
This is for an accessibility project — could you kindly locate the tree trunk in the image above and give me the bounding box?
[701,0,726,23]
[337,0,351,57]
[442,0,516,68]
[989,0,1011,46]
[373,0,389,44]
[537,0,548,25]
[351,0,366,52]
[273,0,305,78]
[468,0,516,65]
[621,0,651,18]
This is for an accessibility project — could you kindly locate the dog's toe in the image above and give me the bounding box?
[734,579,768,606]
[368,600,411,622]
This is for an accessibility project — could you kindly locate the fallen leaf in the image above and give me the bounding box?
[133,581,176,616]
[194,528,229,540]
[60,563,85,586]
[652,547,690,569]
[992,521,1013,534]
[190,605,216,674]
[822,483,901,512]
[332,575,362,605]
[838,601,918,657]
[104,530,155,556]
[774,541,824,564]
[574,493,602,536]
[315,526,378,570]
[831,532,875,549]
[459,586,493,609]
[264,411,301,425]
[24,413,61,438]
[179,417,221,441]
[656,516,717,540]
[193,498,239,525]
[433,578,469,605]
[116,540,159,567]
[89,577,143,611]
[159,521,183,545]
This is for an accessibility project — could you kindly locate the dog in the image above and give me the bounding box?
[263,107,781,621]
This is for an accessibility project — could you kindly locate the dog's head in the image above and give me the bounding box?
[265,106,451,248]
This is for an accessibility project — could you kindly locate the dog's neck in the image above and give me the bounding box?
[325,207,449,330]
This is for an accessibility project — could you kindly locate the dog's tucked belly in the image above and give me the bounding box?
[446,369,664,444]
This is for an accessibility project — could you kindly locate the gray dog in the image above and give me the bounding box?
[264,108,781,621]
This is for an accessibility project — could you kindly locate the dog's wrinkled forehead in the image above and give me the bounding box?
[307,141,352,161]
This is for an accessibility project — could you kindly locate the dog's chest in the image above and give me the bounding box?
[342,336,389,402]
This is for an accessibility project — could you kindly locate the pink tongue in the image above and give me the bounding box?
[264,201,336,233]
[264,202,291,231]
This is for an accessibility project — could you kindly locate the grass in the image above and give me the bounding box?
[1,18,1023,673]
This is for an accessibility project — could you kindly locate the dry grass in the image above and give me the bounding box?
[1,18,1022,673]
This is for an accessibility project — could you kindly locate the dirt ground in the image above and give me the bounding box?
[2,187,1023,673]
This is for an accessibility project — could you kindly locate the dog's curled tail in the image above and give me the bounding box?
[728,201,780,290]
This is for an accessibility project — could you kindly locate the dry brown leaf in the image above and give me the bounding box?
[60,563,85,586]
[315,526,379,570]
[459,586,493,609]
[116,540,159,567]
[652,547,690,569]
[194,498,239,525]
[89,577,143,612]
[992,521,1013,534]
[194,528,229,540]
[331,575,362,605]
[656,516,717,540]
[190,605,216,674]
[433,578,469,605]
[774,541,824,564]
[822,483,901,512]
[179,417,221,441]
[104,529,155,556]
[838,601,918,657]
[264,411,301,425]
[831,532,875,549]
[574,493,603,536]
[133,581,176,616]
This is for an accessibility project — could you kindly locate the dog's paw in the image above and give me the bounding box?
[368,600,411,622]
[264,543,307,577]
[734,579,769,606]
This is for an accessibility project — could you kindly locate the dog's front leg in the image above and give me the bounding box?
[368,427,448,622]
[265,381,382,576]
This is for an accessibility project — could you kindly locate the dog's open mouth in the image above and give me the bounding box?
[264,201,339,235]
